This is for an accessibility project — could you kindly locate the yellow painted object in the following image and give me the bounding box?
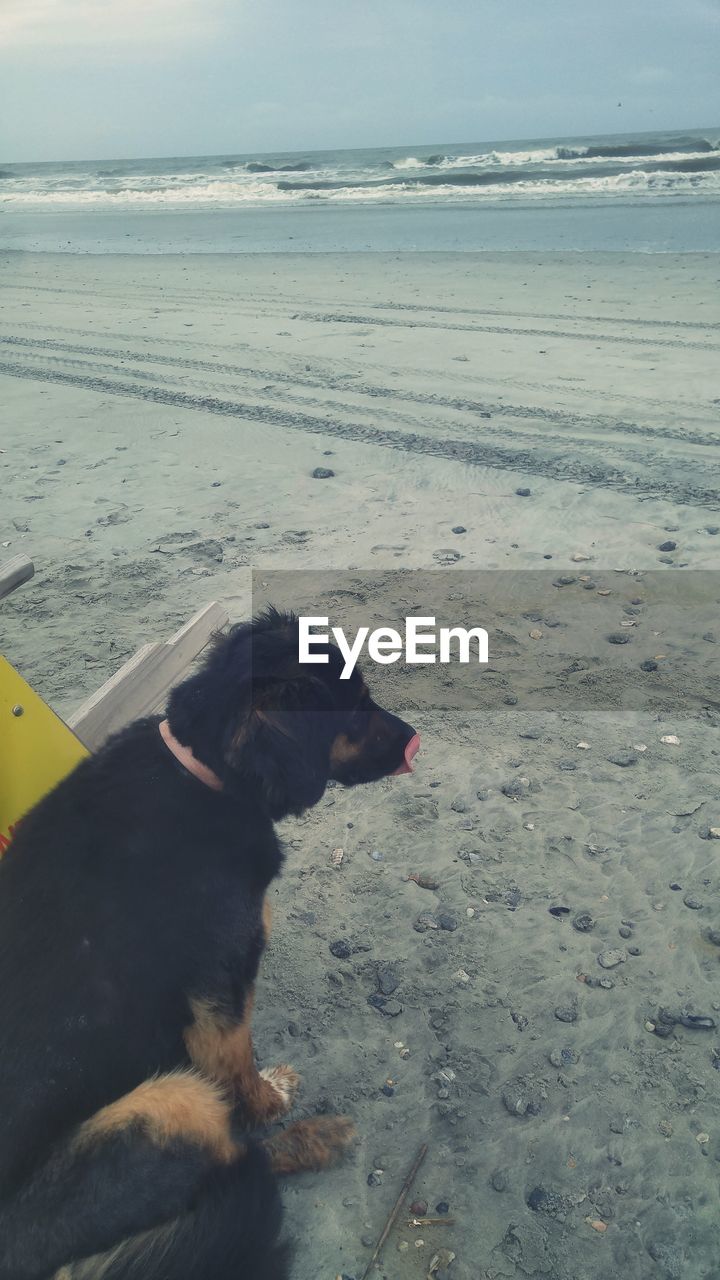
[0,655,89,855]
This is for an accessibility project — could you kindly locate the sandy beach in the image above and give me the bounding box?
[1,248,720,1279]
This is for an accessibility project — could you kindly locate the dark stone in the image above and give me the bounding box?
[452,525,467,534]
[553,575,577,587]
[607,632,631,645]
[311,467,335,479]
[608,751,638,767]
[573,913,595,932]
[658,540,677,552]
[438,912,459,932]
[516,487,531,497]
[381,1084,395,1096]
[554,1003,578,1023]
[640,659,658,671]
[377,965,399,996]
[435,1201,450,1214]
[329,939,352,959]
[502,778,529,798]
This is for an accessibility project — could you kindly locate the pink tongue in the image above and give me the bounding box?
[391,732,421,776]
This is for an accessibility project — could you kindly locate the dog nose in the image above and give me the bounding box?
[391,731,420,775]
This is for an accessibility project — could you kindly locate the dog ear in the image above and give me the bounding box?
[228,676,335,817]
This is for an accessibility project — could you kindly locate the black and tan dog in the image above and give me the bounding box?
[0,608,419,1279]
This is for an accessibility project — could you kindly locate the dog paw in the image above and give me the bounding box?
[258,1064,300,1117]
[263,1114,357,1174]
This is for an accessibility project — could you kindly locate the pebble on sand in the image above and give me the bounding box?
[661,734,680,745]
[598,949,626,968]
[516,487,531,497]
[658,540,677,551]
[573,913,596,933]
[311,467,335,478]
[608,751,638,767]
[414,911,440,932]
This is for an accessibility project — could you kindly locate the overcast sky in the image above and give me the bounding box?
[1,0,718,162]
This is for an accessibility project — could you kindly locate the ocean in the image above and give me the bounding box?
[2,126,719,253]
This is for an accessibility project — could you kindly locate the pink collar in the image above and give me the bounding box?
[158,719,223,791]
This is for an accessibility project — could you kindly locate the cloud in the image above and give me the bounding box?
[0,0,225,50]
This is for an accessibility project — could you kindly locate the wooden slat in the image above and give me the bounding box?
[68,602,229,751]
[0,555,34,601]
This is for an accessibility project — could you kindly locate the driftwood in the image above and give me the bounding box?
[360,1143,428,1279]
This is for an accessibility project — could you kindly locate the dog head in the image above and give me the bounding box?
[166,608,419,818]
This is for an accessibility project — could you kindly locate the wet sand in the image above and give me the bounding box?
[1,249,720,1279]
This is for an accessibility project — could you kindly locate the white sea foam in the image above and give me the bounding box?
[3,166,719,210]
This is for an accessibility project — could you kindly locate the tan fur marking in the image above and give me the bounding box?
[185,996,297,1124]
[51,1217,186,1280]
[262,1116,356,1175]
[329,731,362,766]
[76,1070,236,1163]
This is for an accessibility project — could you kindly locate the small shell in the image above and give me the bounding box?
[696,1132,710,1144]
[597,589,611,596]
[633,743,648,752]
[405,873,440,890]
[529,628,543,639]
[429,1250,456,1275]
[661,734,680,745]
[524,821,535,830]
[576,741,591,750]
[571,553,591,562]
[330,847,344,867]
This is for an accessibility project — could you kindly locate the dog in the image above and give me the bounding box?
[0,608,419,1279]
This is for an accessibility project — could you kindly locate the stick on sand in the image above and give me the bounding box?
[360,1142,428,1279]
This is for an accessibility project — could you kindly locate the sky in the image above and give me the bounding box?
[1,0,719,162]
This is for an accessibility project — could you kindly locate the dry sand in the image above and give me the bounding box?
[1,249,720,1279]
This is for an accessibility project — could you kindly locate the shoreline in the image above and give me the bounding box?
[3,197,720,254]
